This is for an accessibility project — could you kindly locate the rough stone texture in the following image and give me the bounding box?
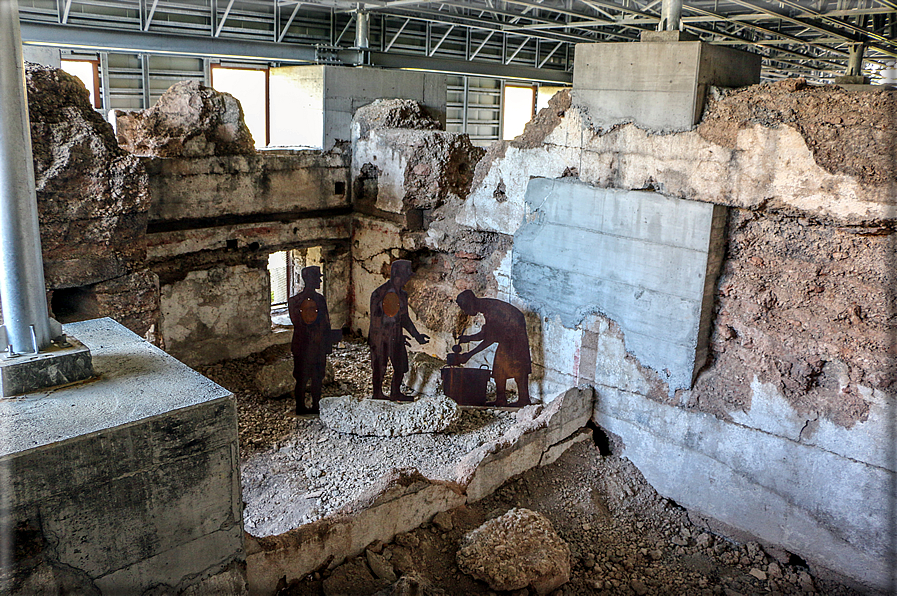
[352,103,483,216]
[319,393,461,437]
[144,147,350,223]
[322,557,390,596]
[456,508,571,594]
[27,63,150,288]
[353,98,441,140]
[25,63,158,339]
[593,385,893,592]
[691,208,894,424]
[244,387,592,595]
[159,264,272,366]
[698,78,895,186]
[0,318,245,594]
[377,75,895,590]
[116,80,255,157]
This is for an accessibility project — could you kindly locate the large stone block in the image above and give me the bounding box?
[144,150,350,223]
[572,41,760,131]
[0,318,245,594]
[513,178,726,392]
[159,264,272,367]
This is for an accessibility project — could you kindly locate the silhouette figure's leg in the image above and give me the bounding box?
[309,364,324,413]
[295,373,309,414]
[514,374,531,406]
[372,348,387,400]
[494,372,509,407]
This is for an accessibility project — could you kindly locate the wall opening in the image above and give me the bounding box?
[51,286,98,323]
[60,59,101,109]
[211,64,270,148]
[269,247,323,327]
[502,84,536,140]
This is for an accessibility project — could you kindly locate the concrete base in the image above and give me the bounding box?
[572,40,761,130]
[640,30,699,42]
[0,336,93,397]
[834,75,870,85]
[0,318,246,594]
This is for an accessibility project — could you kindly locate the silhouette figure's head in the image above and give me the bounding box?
[301,266,322,290]
[390,259,413,287]
[456,289,479,316]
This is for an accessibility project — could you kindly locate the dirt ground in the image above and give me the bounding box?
[199,342,868,596]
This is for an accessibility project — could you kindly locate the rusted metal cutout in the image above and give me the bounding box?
[289,266,341,415]
[442,290,532,407]
[369,259,429,401]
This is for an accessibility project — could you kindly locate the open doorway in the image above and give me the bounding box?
[211,64,270,148]
[502,84,536,140]
[269,247,323,327]
[60,59,101,109]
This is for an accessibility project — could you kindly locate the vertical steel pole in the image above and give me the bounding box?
[0,0,53,354]
[355,3,370,49]
[658,0,683,31]
[846,42,865,77]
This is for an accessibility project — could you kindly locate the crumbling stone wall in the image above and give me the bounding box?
[121,82,354,367]
[25,63,159,340]
[349,100,488,350]
[353,83,895,590]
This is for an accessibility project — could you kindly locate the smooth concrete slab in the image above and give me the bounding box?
[0,318,245,594]
[593,385,895,593]
[572,41,760,130]
[0,317,230,456]
[512,178,725,392]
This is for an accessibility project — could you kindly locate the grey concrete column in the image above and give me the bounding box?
[658,0,683,31]
[0,0,53,353]
[847,43,865,76]
[355,3,370,49]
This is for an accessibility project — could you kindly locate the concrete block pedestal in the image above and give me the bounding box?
[0,318,246,594]
[572,39,761,130]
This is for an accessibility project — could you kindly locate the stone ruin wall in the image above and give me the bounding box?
[17,62,896,591]
[24,71,353,369]
[351,84,895,591]
[24,64,159,340]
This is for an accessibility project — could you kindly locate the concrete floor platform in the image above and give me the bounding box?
[0,317,246,594]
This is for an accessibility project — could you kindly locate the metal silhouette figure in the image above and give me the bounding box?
[369,259,429,401]
[289,266,339,415]
[450,290,532,407]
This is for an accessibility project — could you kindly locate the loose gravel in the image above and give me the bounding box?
[200,341,867,595]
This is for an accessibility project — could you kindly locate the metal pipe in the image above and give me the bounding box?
[0,0,53,354]
[658,0,683,31]
[355,4,370,49]
[847,42,865,76]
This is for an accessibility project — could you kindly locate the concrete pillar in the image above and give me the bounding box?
[847,42,865,77]
[355,3,370,49]
[0,0,53,353]
[658,0,683,31]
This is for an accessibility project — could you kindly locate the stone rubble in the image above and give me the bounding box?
[319,393,461,437]
[203,340,865,596]
[457,507,571,595]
